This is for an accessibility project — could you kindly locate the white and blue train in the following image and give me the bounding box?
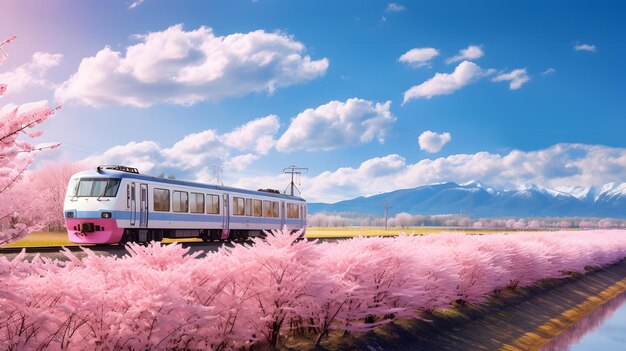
[64,165,307,244]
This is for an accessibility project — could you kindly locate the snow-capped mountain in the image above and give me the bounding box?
[554,185,599,202]
[308,180,626,218]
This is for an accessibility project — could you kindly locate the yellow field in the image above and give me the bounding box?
[2,227,527,247]
[4,231,76,247]
[2,231,203,248]
[305,226,518,238]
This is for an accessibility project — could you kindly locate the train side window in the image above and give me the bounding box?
[207,194,220,214]
[173,191,189,212]
[190,192,204,213]
[287,203,300,219]
[233,197,245,216]
[272,201,279,218]
[154,188,170,212]
[245,198,253,216]
[262,200,272,217]
[253,199,262,217]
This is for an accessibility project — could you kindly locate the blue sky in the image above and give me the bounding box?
[1,0,625,202]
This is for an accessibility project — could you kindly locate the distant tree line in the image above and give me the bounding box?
[308,212,626,229]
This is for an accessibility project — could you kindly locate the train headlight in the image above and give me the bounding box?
[101,212,112,219]
[66,212,74,218]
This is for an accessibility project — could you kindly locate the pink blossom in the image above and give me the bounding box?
[1,36,59,246]
[2,229,626,348]
[0,36,16,50]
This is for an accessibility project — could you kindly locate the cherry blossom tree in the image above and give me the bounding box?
[227,229,320,348]
[391,212,413,228]
[558,220,572,228]
[598,218,615,228]
[0,36,59,246]
[308,213,349,227]
[25,162,87,230]
[3,228,626,348]
[526,219,542,230]
[578,220,594,228]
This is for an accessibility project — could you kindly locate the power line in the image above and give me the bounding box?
[283,165,308,196]
[212,164,224,186]
[384,202,390,230]
[36,135,106,152]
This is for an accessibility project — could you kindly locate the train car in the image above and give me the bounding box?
[63,165,307,245]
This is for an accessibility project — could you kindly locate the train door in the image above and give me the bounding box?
[301,204,306,227]
[140,183,148,228]
[280,201,285,228]
[222,193,230,230]
[130,182,136,226]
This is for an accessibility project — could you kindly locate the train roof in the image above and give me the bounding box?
[71,168,307,202]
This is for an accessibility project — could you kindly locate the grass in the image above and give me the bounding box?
[3,226,535,248]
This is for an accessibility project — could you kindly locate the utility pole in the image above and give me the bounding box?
[212,165,224,187]
[384,201,391,230]
[283,165,308,196]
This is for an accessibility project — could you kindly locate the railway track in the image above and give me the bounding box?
[0,237,344,255]
[0,245,92,254]
[0,241,221,255]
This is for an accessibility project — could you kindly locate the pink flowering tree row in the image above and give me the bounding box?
[0,36,60,246]
[3,228,626,350]
[311,212,626,229]
[383,212,626,229]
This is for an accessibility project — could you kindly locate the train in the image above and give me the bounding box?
[63,165,307,244]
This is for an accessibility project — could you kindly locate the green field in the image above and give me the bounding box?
[2,227,529,248]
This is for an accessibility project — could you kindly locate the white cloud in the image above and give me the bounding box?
[161,130,227,170]
[418,131,452,153]
[223,115,280,155]
[359,154,406,178]
[55,24,329,107]
[0,52,63,95]
[542,68,556,75]
[399,48,439,67]
[276,98,396,152]
[492,68,530,90]
[83,115,281,177]
[385,3,406,13]
[446,45,484,64]
[224,153,259,172]
[574,44,597,52]
[265,143,626,202]
[403,61,481,103]
[128,0,144,9]
[84,136,626,203]
[84,140,163,175]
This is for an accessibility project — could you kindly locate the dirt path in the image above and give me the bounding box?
[316,259,626,351]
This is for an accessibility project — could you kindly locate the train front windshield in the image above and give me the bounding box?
[67,178,122,197]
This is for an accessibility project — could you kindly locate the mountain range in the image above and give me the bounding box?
[308,180,626,219]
